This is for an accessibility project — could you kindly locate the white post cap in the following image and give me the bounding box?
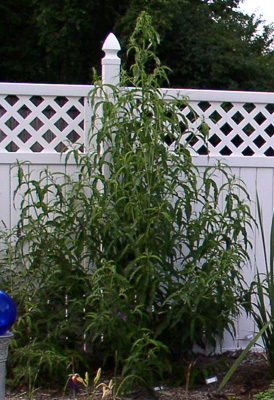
[102,33,121,85]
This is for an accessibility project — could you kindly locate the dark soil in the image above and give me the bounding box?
[6,351,272,400]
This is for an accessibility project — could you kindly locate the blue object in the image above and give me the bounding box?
[0,291,16,335]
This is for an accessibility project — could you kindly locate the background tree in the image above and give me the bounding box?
[0,0,274,90]
[116,0,274,90]
[0,0,40,82]
[31,0,129,83]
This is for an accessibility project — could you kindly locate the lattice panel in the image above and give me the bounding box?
[178,100,274,156]
[2,89,274,157]
[0,94,86,153]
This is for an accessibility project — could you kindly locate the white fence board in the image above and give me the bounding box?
[0,164,11,229]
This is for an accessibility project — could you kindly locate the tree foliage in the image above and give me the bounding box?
[0,0,274,90]
[116,0,274,90]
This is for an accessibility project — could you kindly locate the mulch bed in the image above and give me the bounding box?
[5,351,272,400]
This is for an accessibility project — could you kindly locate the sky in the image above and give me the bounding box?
[239,0,274,25]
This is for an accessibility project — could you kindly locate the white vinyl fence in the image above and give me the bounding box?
[1,33,274,351]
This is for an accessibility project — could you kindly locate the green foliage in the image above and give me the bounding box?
[248,196,274,377]
[218,193,274,391]
[254,382,274,400]
[117,0,274,90]
[1,0,274,90]
[0,0,40,83]
[1,12,253,391]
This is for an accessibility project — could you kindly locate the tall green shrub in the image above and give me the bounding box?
[248,197,274,378]
[2,12,253,389]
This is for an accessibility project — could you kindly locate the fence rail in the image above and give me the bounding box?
[0,33,273,352]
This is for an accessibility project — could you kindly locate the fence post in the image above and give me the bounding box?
[0,333,13,400]
[102,33,121,86]
[100,33,121,179]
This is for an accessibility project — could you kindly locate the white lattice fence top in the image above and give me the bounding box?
[164,89,274,157]
[0,84,93,154]
[2,84,274,157]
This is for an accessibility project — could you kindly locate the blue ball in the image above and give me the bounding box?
[0,290,16,335]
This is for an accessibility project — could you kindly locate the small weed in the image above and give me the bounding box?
[65,368,116,400]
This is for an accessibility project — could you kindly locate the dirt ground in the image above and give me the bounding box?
[5,351,273,400]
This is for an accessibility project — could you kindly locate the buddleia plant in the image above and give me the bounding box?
[4,11,253,390]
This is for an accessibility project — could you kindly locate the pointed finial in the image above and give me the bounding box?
[102,33,121,85]
[102,33,121,61]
